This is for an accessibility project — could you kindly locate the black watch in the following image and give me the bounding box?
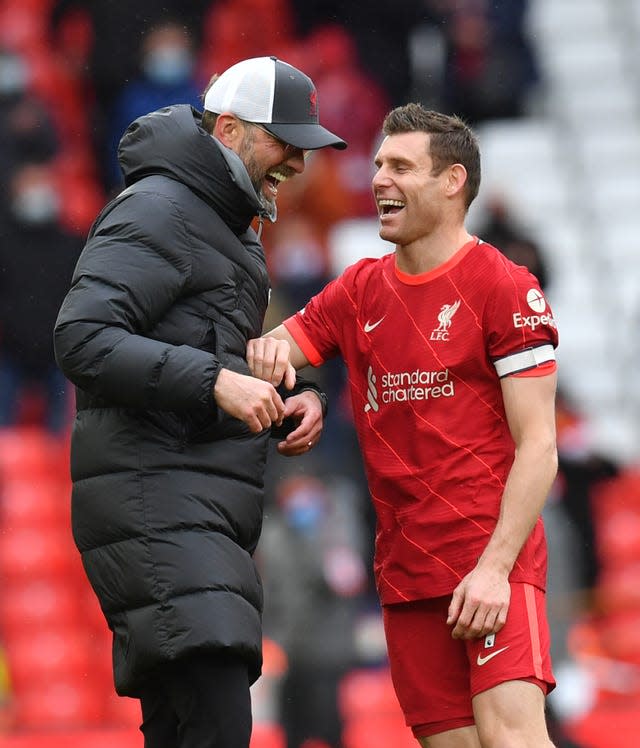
[297,387,328,418]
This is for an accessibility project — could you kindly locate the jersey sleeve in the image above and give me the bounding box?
[283,266,359,366]
[283,258,376,366]
[486,265,559,379]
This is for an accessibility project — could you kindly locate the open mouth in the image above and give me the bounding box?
[264,169,289,196]
[378,198,405,217]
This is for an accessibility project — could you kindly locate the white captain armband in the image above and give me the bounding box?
[493,344,556,378]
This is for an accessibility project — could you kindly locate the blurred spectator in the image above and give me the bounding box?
[50,0,211,188]
[259,474,369,748]
[0,162,83,433]
[106,19,204,190]
[264,150,353,273]
[289,0,418,107]
[425,0,539,124]
[480,194,549,290]
[298,25,391,218]
[0,48,59,184]
[555,389,619,597]
[0,40,104,236]
[267,215,330,311]
[198,0,295,75]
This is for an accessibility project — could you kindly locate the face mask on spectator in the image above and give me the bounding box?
[0,52,29,98]
[143,45,193,86]
[12,184,60,226]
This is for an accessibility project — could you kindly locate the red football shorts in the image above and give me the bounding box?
[382,582,556,739]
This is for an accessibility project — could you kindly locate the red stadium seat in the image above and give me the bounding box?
[597,509,640,567]
[0,5,49,54]
[0,578,80,633]
[250,722,286,748]
[338,668,401,720]
[0,525,76,582]
[598,612,640,666]
[102,691,141,729]
[597,562,640,613]
[0,477,69,531]
[6,626,95,691]
[14,678,105,730]
[566,700,640,748]
[57,172,106,236]
[0,427,64,480]
[342,715,416,748]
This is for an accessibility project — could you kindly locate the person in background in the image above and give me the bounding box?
[54,56,345,748]
[438,0,540,124]
[0,161,82,432]
[479,195,549,292]
[259,474,368,748]
[0,48,60,183]
[248,103,559,747]
[106,20,204,191]
[49,0,211,189]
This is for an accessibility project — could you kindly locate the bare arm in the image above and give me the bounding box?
[448,372,558,639]
[246,324,311,387]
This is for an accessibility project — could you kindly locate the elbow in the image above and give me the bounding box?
[517,432,558,475]
[548,441,559,479]
[53,321,75,379]
[541,434,559,480]
[53,319,100,388]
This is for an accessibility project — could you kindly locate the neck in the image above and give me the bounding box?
[395,225,473,275]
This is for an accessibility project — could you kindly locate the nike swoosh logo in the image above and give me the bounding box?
[364,317,385,333]
[476,646,509,666]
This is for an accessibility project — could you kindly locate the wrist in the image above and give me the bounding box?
[209,362,225,408]
[477,539,517,576]
[297,387,328,417]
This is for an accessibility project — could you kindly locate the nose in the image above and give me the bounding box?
[285,147,307,174]
[371,165,391,190]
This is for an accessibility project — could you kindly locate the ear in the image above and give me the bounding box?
[213,113,243,149]
[444,164,468,199]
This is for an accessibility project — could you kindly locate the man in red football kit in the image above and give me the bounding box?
[248,104,559,747]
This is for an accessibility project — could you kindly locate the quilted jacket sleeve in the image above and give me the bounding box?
[54,190,221,412]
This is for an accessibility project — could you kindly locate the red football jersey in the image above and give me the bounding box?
[284,238,559,603]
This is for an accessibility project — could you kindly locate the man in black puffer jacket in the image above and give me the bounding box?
[54,56,346,748]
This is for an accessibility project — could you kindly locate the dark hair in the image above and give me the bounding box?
[382,103,481,209]
[200,74,220,134]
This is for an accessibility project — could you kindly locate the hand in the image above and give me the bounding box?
[213,368,285,433]
[247,336,296,389]
[446,564,510,640]
[276,390,324,456]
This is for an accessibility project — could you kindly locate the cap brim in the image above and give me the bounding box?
[263,122,347,150]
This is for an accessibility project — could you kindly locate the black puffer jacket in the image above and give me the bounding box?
[54,105,276,696]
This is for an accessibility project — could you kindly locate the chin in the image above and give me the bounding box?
[378,224,398,243]
[259,191,276,211]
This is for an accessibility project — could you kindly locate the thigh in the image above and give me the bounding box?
[169,653,253,748]
[472,680,553,747]
[469,583,555,747]
[466,583,555,699]
[383,598,475,740]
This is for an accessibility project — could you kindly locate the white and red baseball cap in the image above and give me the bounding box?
[203,56,347,151]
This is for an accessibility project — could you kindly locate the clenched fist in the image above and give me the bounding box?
[213,368,285,432]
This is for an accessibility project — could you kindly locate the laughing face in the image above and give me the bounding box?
[238,123,306,216]
[372,131,452,247]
